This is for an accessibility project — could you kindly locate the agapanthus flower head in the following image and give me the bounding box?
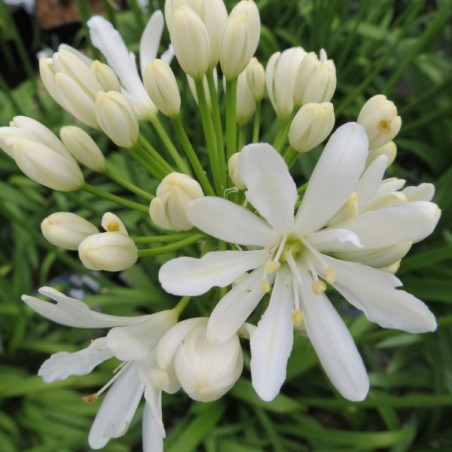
[159,122,439,402]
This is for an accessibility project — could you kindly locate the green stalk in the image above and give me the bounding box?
[138,233,204,257]
[283,145,299,168]
[103,168,154,201]
[252,101,262,142]
[137,135,174,174]
[172,116,215,195]
[273,117,291,151]
[127,146,167,180]
[238,125,246,150]
[82,183,149,213]
[151,116,191,175]
[132,233,192,243]
[225,78,238,160]
[174,296,191,316]
[195,79,223,194]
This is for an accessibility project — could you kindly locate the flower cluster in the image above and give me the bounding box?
[0,0,441,450]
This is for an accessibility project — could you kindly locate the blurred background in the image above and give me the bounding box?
[0,0,451,450]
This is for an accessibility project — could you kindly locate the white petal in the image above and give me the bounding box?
[250,269,294,402]
[296,122,369,233]
[328,258,437,333]
[188,197,277,247]
[58,43,93,66]
[106,310,177,361]
[207,268,268,343]
[159,249,267,296]
[239,143,297,232]
[22,286,152,328]
[160,44,174,64]
[308,228,362,252]
[402,183,435,202]
[355,155,388,209]
[299,271,369,401]
[140,11,164,75]
[341,201,441,248]
[88,363,144,449]
[143,400,164,452]
[38,338,112,383]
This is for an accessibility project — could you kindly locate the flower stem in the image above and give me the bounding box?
[238,125,247,151]
[127,146,167,180]
[283,145,299,168]
[273,117,291,152]
[137,135,174,175]
[174,296,191,316]
[138,233,204,257]
[132,233,192,243]
[194,79,223,195]
[82,183,149,213]
[225,78,238,160]
[151,116,192,175]
[252,101,261,142]
[172,115,215,196]
[103,168,154,201]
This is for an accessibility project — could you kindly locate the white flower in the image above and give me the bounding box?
[88,11,173,120]
[22,287,178,451]
[159,122,439,402]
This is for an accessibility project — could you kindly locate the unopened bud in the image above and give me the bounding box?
[78,232,138,271]
[144,60,181,117]
[95,91,139,148]
[60,126,105,171]
[169,7,210,80]
[366,141,397,168]
[90,60,121,92]
[246,57,266,101]
[228,153,246,189]
[289,102,335,152]
[149,172,204,231]
[236,70,255,125]
[101,212,129,235]
[41,212,98,250]
[293,51,336,106]
[357,95,402,149]
[13,140,84,191]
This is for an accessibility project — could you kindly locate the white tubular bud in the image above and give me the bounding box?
[90,60,121,92]
[94,91,139,148]
[266,47,306,118]
[60,126,105,171]
[245,57,266,101]
[78,232,138,271]
[171,319,243,402]
[366,141,397,168]
[13,140,84,191]
[293,51,337,106]
[169,7,210,80]
[144,60,181,117]
[149,172,204,231]
[236,70,255,125]
[101,212,129,235]
[220,1,260,80]
[41,212,98,250]
[228,153,246,189]
[39,58,65,106]
[357,95,402,149]
[288,102,335,152]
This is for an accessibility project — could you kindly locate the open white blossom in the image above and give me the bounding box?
[159,122,439,402]
[22,287,178,451]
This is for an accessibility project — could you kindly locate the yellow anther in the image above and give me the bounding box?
[265,260,281,273]
[82,394,98,404]
[291,310,305,326]
[261,280,271,294]
[106,221,120,232]
[378,120,391,131]
[311,280,327,295]
[326,267,336,284]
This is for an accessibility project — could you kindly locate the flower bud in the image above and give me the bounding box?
[266,47,306,118]
[357,95,402,149]
[293,51,336,106]
[144,60,181,117]
[41,212,99,250]
[246,57,266,101]
[228,153,246,189]
[156,318,243,402]
[90,60,121,92]
[60,126,105,171]
[13,140,84,191]
[366,141,397,168]
[288,102,335,152]
[78,232,138,271]
[149,172,204,231]
[101,212,129,235]
[220,1,260,80]
[169,7,210,80]
[95,91,139,148]
[236,70,255,125]
[39,58,64,107]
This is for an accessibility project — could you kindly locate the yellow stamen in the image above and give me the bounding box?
[291,310,304,326]
[265,260,281,273]
[326,267,336,284]
[261,280,271,294]
[106,221,120,232]
[312,280,327,295]
[378,120,391,131]
[83,394,98,404]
